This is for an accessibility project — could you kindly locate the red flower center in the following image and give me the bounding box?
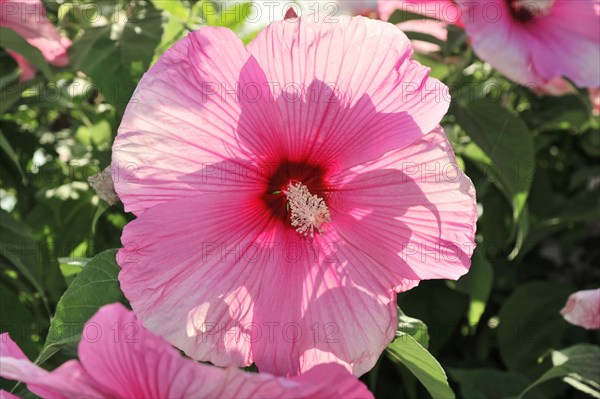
[506,0,554,23]
[262,160,331,227]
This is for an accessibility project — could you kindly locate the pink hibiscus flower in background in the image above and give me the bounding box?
[455,0,600,94]
[0,303,373,398]
[0,0,71,81]
[560,289,600,330]
[113,14,476,377]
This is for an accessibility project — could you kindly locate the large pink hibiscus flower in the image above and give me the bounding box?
[455,0,600,92]
[0,303,372,398]
[113,15,477,377]
[0,0,71,81]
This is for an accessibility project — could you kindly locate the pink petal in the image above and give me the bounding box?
[561,289,600,330]
[77,303,221,398]
[328,126,476,282]
[378,0,461,23]
[248,224,403,377]
[0,390,20,399]
[0,0,71,66]
[591,87,600,116]
[247,15,450,170]
[117,191,266,368]
[0,333,102,398]
[1,305,373,398]
[113,27,284,215]
[6,50,36,81]
[216,363,373,398]
[537,76,576,96]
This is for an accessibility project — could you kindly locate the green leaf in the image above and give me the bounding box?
[455,249,494,328]
[449,369,535,399]
[69,5,164,114]
[0,130,26,183]
[397,306,430,349]
[455,100,535,257]
[36,249,126,364]
[386,334,455,399]
[0,210,45,300]
[498,281,573,376]
[404,31,445,48]
[519,345,600,398]
[0,27,53,79]
[69,25,133,114]
[455,100,535,223]
[388,9,438,24]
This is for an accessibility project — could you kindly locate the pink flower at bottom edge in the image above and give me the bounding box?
[0,303,373,399]
[113,15,477,378]
[560,289,600,330]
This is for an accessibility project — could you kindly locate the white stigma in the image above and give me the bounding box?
[285,182,331,237]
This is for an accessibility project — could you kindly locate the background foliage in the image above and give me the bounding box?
[1,1,598,398]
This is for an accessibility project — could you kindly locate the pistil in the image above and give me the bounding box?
[285,182,331,237]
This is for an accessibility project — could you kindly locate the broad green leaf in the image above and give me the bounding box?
[0,28,53,79]
[404,31,445,48]
[443,25,468,56]
[455,100,535,257]
[69,25,133,114]
[498,281,573,376]
[386,334,455,399]
[397,307,430,349]
[456,249,494,328]
[449,369,535,399]
[37,249,126,364]
[388,9,438,24]
[519,345,600,398]
[69,5,164,114]
[454,100,535,223]
[0,130,26,183]
[0,210,45,301]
